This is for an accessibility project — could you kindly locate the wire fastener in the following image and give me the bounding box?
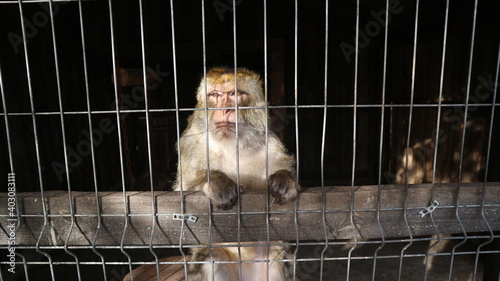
[419,200,439,217]
[172,214,198,223]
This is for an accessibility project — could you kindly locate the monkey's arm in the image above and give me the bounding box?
[177,168,240,210]
[268,169,300,204]
[202,170,241,210]
[266,137,301,204]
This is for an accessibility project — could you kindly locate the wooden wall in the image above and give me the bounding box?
[0,0,498,192]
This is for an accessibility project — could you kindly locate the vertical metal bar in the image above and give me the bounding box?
[388,102,394,173]
[231,1,243,279]
[0,43,30,281]
[472,40,499,281]
[77,0,107,279]
[199,1,214,280]
[424,1,449,280]
[137,0,161,279]
[371,0,389,279]
[346,0,360,279]
[47,0,82,278]
[0,53,12,279]
[448,0,478,279]
[399,0,420,280]
[319,1,330,280]
[263,1,271,280]
[292,0,300,279]
[107,0,134,278]
[0,69,13,175]
[17,0,55,279]
[168,1,189,279]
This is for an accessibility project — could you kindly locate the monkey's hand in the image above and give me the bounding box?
[268,169,300,205]
[203,170,242,210]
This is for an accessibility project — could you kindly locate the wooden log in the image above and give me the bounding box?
[0,183,499,246]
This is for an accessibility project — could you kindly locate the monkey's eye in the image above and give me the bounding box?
[208,91,220,98]
[229,91,246,96]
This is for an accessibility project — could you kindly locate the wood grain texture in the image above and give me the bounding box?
[1,183,499,246]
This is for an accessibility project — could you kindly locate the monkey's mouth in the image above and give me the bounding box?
[215,122,236,131]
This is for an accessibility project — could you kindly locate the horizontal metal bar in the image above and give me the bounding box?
[1,103,499,116]
[0,0,95,4]
[0,203,498,219]
[2,234,498,250]
[1,249,500,266]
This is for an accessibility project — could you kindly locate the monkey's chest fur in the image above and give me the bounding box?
[207,143,273,190]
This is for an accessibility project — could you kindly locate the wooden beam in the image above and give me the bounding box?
[1,183,499,246]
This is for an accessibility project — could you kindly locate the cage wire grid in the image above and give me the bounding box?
[0,0,499,281]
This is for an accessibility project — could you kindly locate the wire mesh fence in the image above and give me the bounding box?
[0,0,499,280]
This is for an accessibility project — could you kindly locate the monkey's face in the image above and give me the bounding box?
[195,68,267,140]
[206,85,254,139]
[210,89,245,130]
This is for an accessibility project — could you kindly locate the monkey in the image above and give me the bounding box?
[174,67,300,281]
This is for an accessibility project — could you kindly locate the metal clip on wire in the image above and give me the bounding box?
[419,200,439,217]
[172,214,198,223]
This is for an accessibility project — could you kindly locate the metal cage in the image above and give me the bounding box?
[0,0,499,280]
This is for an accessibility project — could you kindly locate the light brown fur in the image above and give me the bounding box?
[175,67,299,281]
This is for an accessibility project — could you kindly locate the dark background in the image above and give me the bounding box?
[0,0,499,192]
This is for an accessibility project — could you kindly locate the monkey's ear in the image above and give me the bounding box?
[195,83,208,108]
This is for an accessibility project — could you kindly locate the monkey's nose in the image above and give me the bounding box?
[218,100,235,110]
